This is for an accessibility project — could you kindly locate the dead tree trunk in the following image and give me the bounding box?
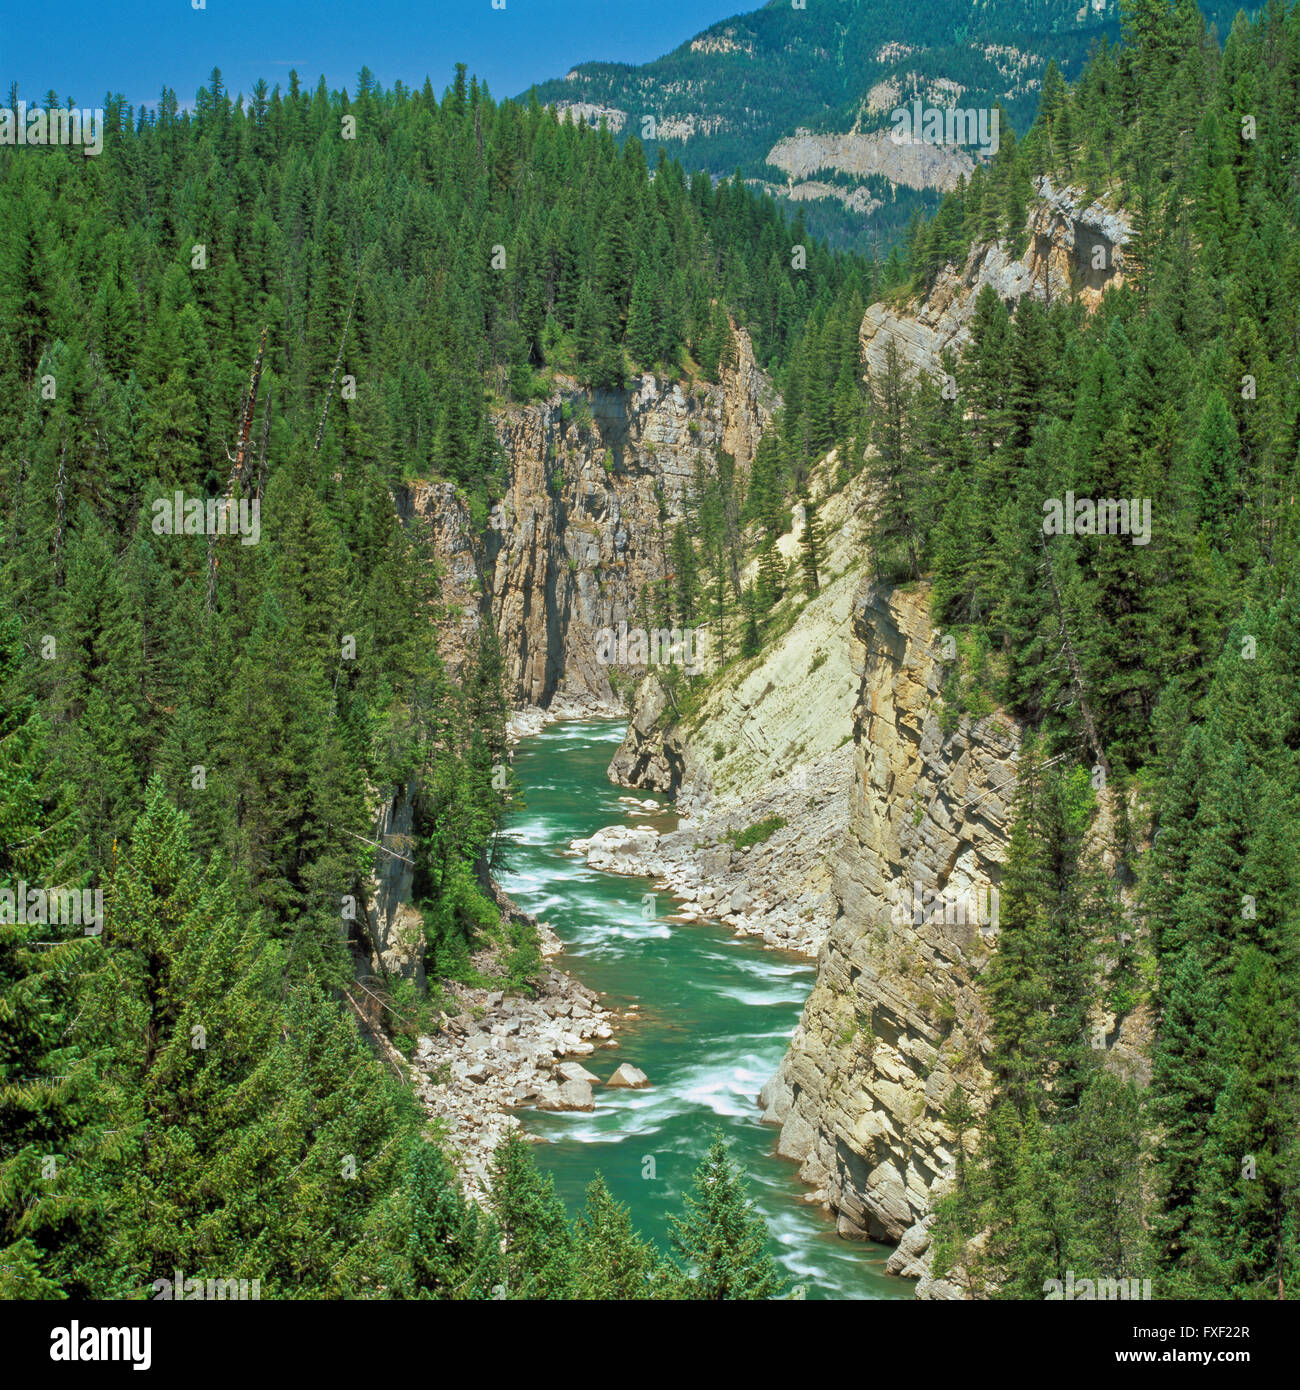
[1039,532,1109,780]
[314,273,361,454]
[207,327,268,613]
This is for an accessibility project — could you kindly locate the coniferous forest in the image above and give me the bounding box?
[1,0,1299,1324]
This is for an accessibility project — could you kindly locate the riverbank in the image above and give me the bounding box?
[495,719,906,1299]
[567,734,853,958]
[410,914,620,1202]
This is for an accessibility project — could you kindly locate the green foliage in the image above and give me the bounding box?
[488,1130,575,1298]
[572,1174,659,1300]
[526,1,1248,254]
[932,756,1150,1298]
[921,0,1300,1300]
[666,1134,788,1300]
[724,815,787,851]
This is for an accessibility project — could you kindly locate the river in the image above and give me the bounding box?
[496,718,906,1300]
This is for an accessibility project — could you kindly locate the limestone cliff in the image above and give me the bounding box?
[859,176,1131,381]
[590,452,870,956]
[757,581,1022,1280]
[766,128,974,195]
[404,329,776,712]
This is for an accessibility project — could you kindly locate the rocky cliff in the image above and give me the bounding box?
[758,581,1023,1289]
[859,176,1131,381]
[586,451,870,957]
[402,329,776,713]
[766,128,974,195]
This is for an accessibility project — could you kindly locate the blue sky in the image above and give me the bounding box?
[3,0,754,111]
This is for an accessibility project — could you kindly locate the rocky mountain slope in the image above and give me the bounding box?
[860,175,1132,380]
[754,184,1143,1294]
[758,582,1022,1275]
[524,0,1221,251]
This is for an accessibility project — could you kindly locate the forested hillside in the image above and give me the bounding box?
[626,0,1300,1301]
[528,0,1251,250]
[849,0,1299,1299]
[3,0,1298,1307]
[0,64,855,1298]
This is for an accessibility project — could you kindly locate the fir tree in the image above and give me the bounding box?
[667,1135,787,1300]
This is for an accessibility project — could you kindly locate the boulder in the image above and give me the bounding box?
[556,1061,600,1084]
[537,1079,594,1112]
[605,1062,650,1089]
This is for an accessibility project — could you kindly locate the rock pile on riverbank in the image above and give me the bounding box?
[569,741,852,958]
[410,921,623,1201]
[506,699,624,743]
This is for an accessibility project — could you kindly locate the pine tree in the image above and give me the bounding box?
[865,339,928,582]
[372,1141,503,1299]
[487,1130,574,1298]
[572,1173,658,1300]
[797,486,823,597]
[667,1135,787,1300]
[0,610,96,1297]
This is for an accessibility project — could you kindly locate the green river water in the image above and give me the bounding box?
[497,718,907,1300]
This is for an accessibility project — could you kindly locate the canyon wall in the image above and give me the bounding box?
[758,582,1021,1273]
[859,175,1131,381]
[593,453,871,956]
[403,329,776,712]
[753,184,1136,1292]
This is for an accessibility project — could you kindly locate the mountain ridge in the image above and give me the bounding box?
[526,0,1250,251]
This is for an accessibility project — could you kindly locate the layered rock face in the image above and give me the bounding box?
[361,776,424,987]
[403,330,776,711]
[860,175,1131,380]
[596,456,870,956]
[759,580,1024,1251]
[608,459,866,812]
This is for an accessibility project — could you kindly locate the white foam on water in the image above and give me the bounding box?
[502,820,555,846]
[714,983,809,1007]
[566,924,673,948]
[727,955,813,980]
[675,1061,771,1119]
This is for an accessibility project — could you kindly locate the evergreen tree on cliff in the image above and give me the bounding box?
[797,486,822,598]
